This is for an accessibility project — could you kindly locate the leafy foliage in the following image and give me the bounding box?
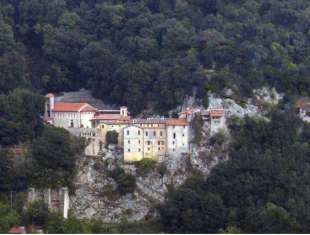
[136,158,157,177]
[0,0,308,113]
[29,126,84,188]
[191,114,204,144]
[110,167,136,195]
[106,130,119,146]
[23,201,49,227]
[0,202,20,233]
[160,111,310,233]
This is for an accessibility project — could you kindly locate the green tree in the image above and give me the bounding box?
[0,202,20,233]
[30,126,84,187]
[105,130,119,146]
[24,201,49,226]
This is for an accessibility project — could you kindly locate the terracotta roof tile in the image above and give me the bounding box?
[92,114,130,121]
[53,102,97,112]
[295,98,310,108]
[8,226,25,234]
[165,118,189,126]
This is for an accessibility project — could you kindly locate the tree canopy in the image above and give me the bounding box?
[160,111,310,233]
[0,0,308,113]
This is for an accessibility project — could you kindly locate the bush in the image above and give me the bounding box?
[136,159,156,177]
[110,168,136,195]
[106,131,119,146]
[0,201,20,233]
[157,163,167,177]
[23,201,49,227]
[191,114,204,145]
[210,129,228,146]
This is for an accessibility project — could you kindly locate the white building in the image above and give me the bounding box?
[295,98,310,123]
[166,119,190,155]
[123,118,190,162]
[44,93,191,161]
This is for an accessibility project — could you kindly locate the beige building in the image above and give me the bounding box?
[44,93,190,161]
[123,118,189,162]
[90,107,130,145]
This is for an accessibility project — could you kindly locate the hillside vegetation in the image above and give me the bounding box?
[0,0,309,113]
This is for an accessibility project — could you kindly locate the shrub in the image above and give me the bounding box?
[191,114,204,145]
[136,159,156,177]
[110,168,136,195]
[23,201,49,227]
[106,131,119,146]
[157,163,167,177]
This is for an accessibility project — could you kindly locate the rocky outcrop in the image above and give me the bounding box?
[71,132,229,223]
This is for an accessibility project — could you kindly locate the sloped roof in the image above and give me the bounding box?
[53,102,97,112]
[165,118,189,126]
[92,114,131,121]
[8,226,25,234]
[295,98,310,109]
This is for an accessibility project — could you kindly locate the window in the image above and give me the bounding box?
[148,148,150,151]
[153,131,156,136]
[127,130,130,135]
[158,141,160,145]
[128,140,130,144]
[138,130,141,135]
[145,131,148,136]
[158,147,160,151]
[173,133,176,139]
[128,149,131,152]
[70,120,74,128]
[173,141,175,145]
[138,148,141,152]
[139,140,141,144]
[147,141,151,145]
[173,148,175,152]
[160,131,163,136]
[182,133,185,137]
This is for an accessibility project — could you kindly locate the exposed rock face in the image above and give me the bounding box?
[71,134,229,223]
[253,87,284,105]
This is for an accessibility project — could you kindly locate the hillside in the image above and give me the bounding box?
[0,0,309,113]
[0,0,310,233]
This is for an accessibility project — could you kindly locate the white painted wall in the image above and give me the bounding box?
[80,111,96,128]
[52,111,81,129]
[52,111,95,129]
[210,116,226,135]
[166,125,189,155]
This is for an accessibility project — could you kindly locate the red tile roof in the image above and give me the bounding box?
[300,103,310,111]
[53,102,97,112]
[92,114,131,121]
[295,98,310,109]
[8,226,25,234]
[208,109,225,117]
[165,118,189,126]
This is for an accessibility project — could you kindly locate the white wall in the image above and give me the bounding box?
[80,111,96,128]
[166,125,189,155]
[210,116,226,135]
[52,111,81,129]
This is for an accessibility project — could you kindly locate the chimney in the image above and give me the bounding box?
[45,93,55,118]
[120,106,128,117]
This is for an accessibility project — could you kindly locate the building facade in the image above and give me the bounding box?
[44,93,191,161]
[123,118,189,162]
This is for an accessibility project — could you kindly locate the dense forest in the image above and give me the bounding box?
[0,0,310,233]
[0,0,309,113]
[160,111,310,233]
